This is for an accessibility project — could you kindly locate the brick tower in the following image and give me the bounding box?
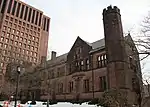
[103,5,127,89]
[103,5,131,106]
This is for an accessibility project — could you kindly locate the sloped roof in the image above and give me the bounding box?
[91,38,105,49]
[47,53,68,65]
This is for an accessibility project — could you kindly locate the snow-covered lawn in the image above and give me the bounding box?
[0,101,97,107]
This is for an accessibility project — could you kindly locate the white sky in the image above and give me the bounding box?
[21,0,150,56]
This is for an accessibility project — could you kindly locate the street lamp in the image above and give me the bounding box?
[14,66,21,107]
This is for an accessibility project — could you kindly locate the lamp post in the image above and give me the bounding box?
[14,66,21,107]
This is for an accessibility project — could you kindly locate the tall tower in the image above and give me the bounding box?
[103,6,127,89]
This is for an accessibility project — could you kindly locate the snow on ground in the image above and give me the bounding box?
[0,101,97,107]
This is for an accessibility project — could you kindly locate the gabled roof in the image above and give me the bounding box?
[91,38,105,49]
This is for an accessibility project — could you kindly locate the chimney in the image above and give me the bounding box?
[51,51,56,60]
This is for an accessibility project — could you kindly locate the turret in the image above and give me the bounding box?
[103,5,127,89]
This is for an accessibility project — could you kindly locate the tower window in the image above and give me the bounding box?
[20,5,25,19]
[7,0,13,13]
[31,10,35,23]
[38,13,42,26]
[24,6,28,20]
[43,17,46,30]
[35,11,39,25]
[46,19,50,32]
[28,8,32,22]
[16,3,21,17]
[1,0,8,13]
[12,0,17,15]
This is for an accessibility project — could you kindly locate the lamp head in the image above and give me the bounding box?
[17,66,21,74]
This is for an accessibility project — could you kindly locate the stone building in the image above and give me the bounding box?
[36,6,142,106]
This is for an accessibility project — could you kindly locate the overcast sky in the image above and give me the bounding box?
[21,0,150,56]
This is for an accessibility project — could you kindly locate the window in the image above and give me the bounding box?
[6,39,9,43]
[11,34,15,39]
[30,30,33,34]
[25,33,28,38]
[12,0,17,15]
[31,10,35,23]
[84,79,89,92]
[3,26,6,30]
[20,37,23,41]
[21,32,24,36]
[24,39,27,42]
[19,21,22,25]
[28,8,32,22]
[86,59,90,70]
[19,42,22,46]
[9,22,12,26]
[69,81,73,93]
[20,5,25,19]
[35,47,38,51]
[23,22,25,26]
[34,53,37,57]
[35,42,38,46]
[7,0,13,13]
[1,37,4,41]
[15,19,18,23]
[24,44,26,48]
[7,27,11,32]
[15,41,18,45]
[17,31,20,35]
[38,13,42,26]
[2,32,5,36]
[14,24,17,28]
[47,19,50,32]
[0,43,3,47]
[28,40,31,44]
[4,44,8,48]
[27,50,29,54]
[16,36,19,40]
[97,54,107,68]
[5,20,8,25]
[30,52,33,56]
[16,3,21,17]
[10,40,13,44]
[58,83,63,94]
[32,36,35,40]
[31,46,34,50]
[22,49,25,54]
[99,76,107,91]
[80,60,84,71]
[7,33,10,38]
[9,46,12,50]
[27,45,30,49]
[12,29,15,33]
[18,48,21,52]
[18,26,21,30]
[32,41,35,45]
[29,35,32,39]
[0,63,4,67]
